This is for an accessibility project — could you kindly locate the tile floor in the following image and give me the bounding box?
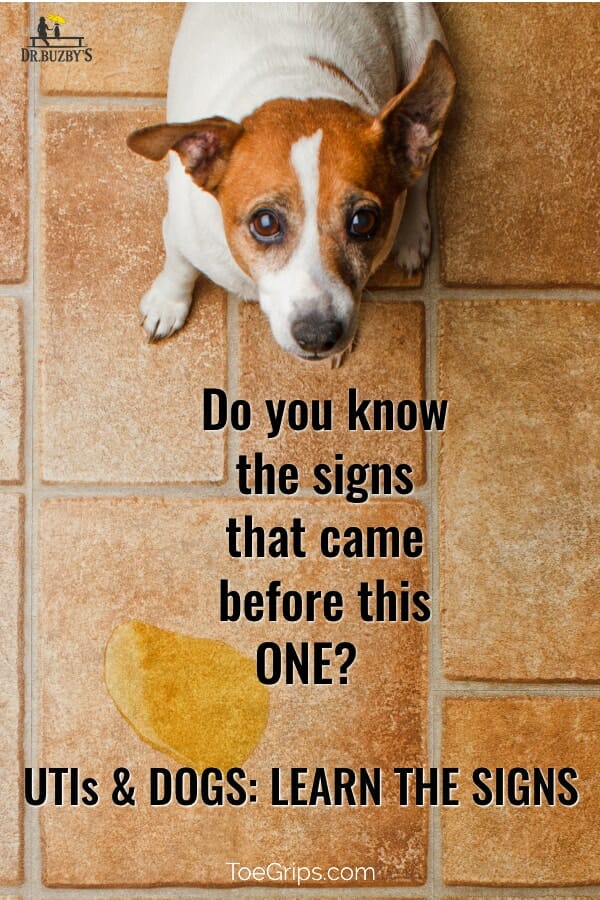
[0,2,598,897]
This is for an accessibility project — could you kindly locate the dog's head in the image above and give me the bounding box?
[128,41,455,360]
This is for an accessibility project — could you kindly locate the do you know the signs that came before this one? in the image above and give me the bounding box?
[203,388,448,688]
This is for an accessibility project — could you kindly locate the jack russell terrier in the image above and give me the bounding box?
[128,3,456,362]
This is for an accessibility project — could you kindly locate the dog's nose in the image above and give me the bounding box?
[292,316,343,354]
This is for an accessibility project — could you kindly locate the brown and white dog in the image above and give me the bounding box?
[128,3,455,362]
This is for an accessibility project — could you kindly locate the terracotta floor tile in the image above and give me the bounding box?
[0,300,24,483]
[239,301,427,487]
[443,697,600,885]
[40,109,227,484]
[439,301,599,681]
[0,4,28,282]
[40,3,184,96]
[367,259,422,290]
[0,495,24,884]
[40,497,428,886]
[436,4,600,286]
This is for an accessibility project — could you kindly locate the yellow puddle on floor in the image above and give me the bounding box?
[105,620,269,771]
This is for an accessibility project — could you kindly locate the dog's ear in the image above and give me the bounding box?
[376,40,456,186]
[127,117,243,191]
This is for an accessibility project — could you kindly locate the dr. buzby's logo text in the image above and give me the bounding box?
[22,13,92,62]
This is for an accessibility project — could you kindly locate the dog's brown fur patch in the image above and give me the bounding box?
[217,99,402,285]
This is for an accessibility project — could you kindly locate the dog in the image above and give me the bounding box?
[128,3,455,362]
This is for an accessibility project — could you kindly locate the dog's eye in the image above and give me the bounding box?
[348,207,380,241]
[249,209,282,243]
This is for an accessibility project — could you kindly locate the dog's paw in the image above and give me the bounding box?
[394,211,432,274]
[140,281,191,341]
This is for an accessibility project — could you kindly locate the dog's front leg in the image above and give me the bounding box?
[140,216,198,341]
[394,170,431,274]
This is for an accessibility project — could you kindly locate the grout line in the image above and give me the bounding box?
[9,482,432,501]
[436,285,600,300]
[439,682,600,695]
[21,5,38,899]
[0,284,29,296]
[427,167,443,900]
[415,176,437,900]
[28,3,43,896]
[6,280,600,304]
[365,284,600,303]
[226,293,242,488]
[37,94,166,108]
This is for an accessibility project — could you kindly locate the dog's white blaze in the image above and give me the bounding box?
[257,129,355,355]
[290,129,322,279]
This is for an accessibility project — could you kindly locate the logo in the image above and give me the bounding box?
[22,14,92,62]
